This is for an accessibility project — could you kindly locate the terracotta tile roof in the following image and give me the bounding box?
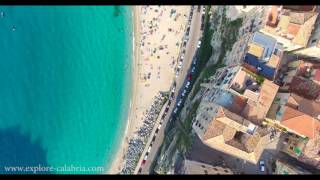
[228,95,248,115]
[281,106,320,139]
[289,76,320,100]
[204,107,266,154]
[289,12,315,25]
[248,43,264,59]
[292,12,318,47]
[223,126,237,142]
[314,69,320,82]
[287,23,301,36]
[242,80,279,125]
[281,105,305,121]
[225,131,261,153]
[220,107,246,125]
[242,102,265,125]
[258,80,280,113]
[263,8,318,47]
[288,93,320,119]
[283,6,316,12]
[203,118,226,141]
[245,133,261,152]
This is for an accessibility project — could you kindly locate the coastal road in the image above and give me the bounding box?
[136,6,203,174]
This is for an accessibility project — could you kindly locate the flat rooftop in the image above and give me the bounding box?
[251,32,277,61]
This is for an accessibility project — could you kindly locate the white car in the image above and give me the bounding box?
[186,81,191,88]
[197,40,201,48]
[177,99,182,107]
[202,7,206,14]
[173,108,178,114]
[171,87,176,93]
[182,89,187,97]
[259,161,265,172]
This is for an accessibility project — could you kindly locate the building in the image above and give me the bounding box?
[293,6,320,59]
[200,65,279,125]
[260,6,318,52]
[178,159,233,174]
[193,105,270,164]
[281,59,320,91]
[267,102,320,140]
[194,65,279,163]
[243,32,283,80]
[267,92,320,120]
[288,76,320,100]
[220,6,270,66]
[266,93,320,170]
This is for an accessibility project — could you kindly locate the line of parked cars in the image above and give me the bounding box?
[173,48,199,117]
[175,8,194,79]
[200,6,206,31]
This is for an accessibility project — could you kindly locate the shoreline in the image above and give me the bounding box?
[108,6,141,174]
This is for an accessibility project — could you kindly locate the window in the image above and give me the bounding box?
[311,39,317,44]
[201,165,205,168]
[224,169,229,173]
[204,170,208,174]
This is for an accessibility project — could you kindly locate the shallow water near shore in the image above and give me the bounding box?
[0,6,132,174]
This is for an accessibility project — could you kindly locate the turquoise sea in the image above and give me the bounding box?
[0,6,132,174]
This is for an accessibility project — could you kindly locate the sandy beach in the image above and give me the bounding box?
[108,6,190,174]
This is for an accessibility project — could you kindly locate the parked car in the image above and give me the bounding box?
[197,40,201,48]
[182,89,187,97]
[177,99,182,107]
[171,86,176,93]
[193,60,197,65]
[141,160,146,167]
[173,107,178,114]
[186,81,191,88]
[191,66,196,73]
[188,74,193,81]
[259,160,265,172]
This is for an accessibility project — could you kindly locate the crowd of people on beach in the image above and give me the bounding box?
[120,93,166,174]
[138,6,189,85]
